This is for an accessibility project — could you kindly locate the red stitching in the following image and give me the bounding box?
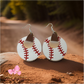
[45,39,54,60]
[32,38,41,56]
[19,40,29,60]
[58,36,66,56]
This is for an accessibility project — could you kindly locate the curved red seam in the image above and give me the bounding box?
[19,40,29,60]
[32,38,41,56]
[58,36,66,56]
[45,39,54,60]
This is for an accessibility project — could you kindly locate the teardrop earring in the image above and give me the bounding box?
[17,24,41,61]
[43,23,67,61]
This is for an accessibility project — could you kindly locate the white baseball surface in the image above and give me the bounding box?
[43,36,67,61]
[17,36,41,61]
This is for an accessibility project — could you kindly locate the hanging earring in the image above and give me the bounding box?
[43,23,67,61]
[17,24,41,61]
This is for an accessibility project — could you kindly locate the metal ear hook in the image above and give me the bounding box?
[22,24,32,33]
[45,23,55,33]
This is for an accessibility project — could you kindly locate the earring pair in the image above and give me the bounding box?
[17,23,67,62]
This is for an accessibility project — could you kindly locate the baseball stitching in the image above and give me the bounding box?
[45,39,54,60]
[58,36,66,56]
[32,37,41,56]
[19,40,29,60]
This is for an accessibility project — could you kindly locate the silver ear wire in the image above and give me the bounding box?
[45,23,55,33]
[22,24,32,33]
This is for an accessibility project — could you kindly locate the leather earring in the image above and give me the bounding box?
[43,23,67,61]
[17,24,41,61]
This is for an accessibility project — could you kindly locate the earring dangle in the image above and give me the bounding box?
[43,23,67,61]
[17,24,41,61]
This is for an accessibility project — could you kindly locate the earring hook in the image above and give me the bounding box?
[22,24,32,33]
[45,23,55,33]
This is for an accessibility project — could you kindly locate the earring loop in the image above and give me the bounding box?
[22,24,32,33]
[45,23,55,33]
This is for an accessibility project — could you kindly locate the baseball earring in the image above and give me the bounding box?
[17,24,41,61]
[43,23,67,61]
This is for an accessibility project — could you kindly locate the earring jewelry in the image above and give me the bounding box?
[17,24,41,61]
[43,23,67,61]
